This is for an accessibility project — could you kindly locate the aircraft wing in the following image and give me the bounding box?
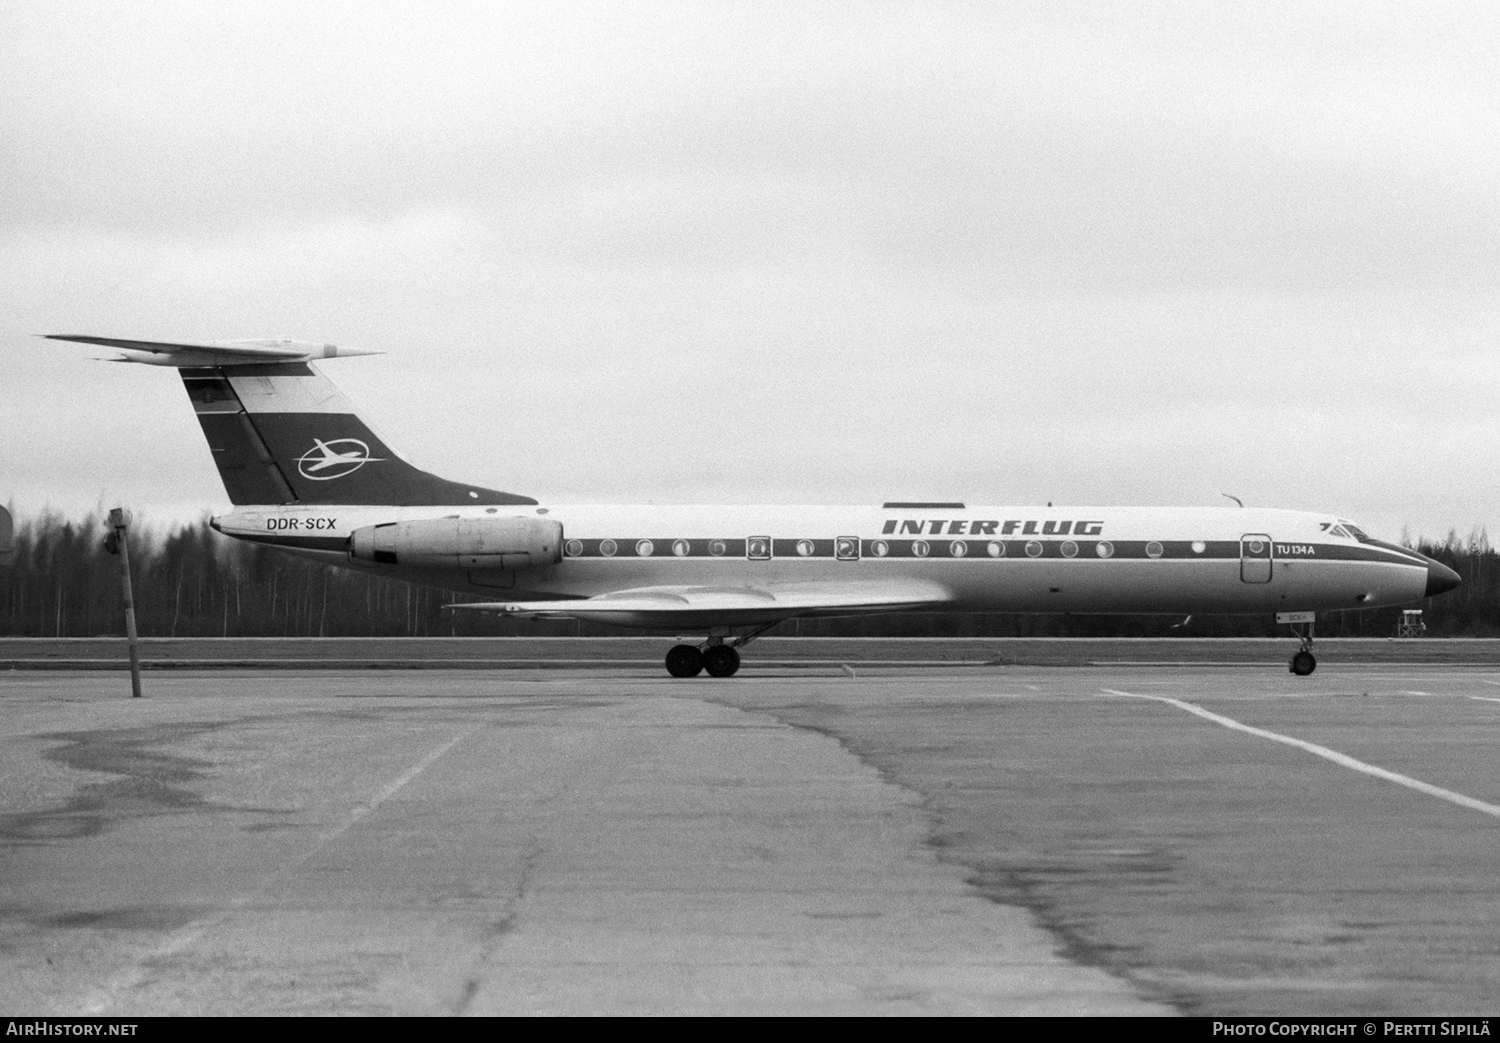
[447,578,954,628]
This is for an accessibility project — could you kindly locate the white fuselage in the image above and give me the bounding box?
[212,503,1432,618]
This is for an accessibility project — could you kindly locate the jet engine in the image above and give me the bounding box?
[349,516,563,570]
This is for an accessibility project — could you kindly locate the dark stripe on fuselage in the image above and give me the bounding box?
[1359,537,1431,568]
[238,533,349,552]
[245,527,1427,570]
[548,537,1424,566]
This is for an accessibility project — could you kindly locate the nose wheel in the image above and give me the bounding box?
[1281,613,1317,676]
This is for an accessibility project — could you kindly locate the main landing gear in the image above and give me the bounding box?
[663,622,779,678]
[666,643,740,678]
[1281,612,1317,676]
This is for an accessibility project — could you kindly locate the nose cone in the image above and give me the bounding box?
[1424,557,1461,598]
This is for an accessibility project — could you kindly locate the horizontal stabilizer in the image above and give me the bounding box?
[447,579,953,628]
[44,334,380,367]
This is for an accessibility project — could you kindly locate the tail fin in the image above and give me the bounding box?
[46,333,534,507]
[182,363,536,506]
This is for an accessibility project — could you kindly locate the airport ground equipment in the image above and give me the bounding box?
[1397,609,1427,638]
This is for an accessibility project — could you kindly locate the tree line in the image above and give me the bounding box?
[2,510,1496,639]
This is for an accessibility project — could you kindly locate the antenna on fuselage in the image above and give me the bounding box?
[1223,494,1244,508]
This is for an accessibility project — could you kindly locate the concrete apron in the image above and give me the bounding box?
[6,681,1169,1016]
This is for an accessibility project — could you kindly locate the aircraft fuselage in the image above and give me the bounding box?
[213,502,1437,621]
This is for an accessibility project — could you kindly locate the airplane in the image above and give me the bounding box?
[46,333,1462,678]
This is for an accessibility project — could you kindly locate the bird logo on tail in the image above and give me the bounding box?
[296,438,383,481]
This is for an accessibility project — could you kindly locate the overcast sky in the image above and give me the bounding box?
[4,1,1497,542]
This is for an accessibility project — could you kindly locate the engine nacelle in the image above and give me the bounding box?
[349,516,563,570]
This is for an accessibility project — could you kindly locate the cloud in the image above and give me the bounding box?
[3,2,1497,540]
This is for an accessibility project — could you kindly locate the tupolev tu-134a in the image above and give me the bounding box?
[48,334,1460,678]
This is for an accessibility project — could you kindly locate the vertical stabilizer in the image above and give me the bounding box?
[179,364,535,506]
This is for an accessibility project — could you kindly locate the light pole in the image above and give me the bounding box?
[105,508,142,698]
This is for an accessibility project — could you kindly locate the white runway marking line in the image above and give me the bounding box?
[1100,689,1500,822]
[79,724,482,1015]
[1470,696,1500,705]
[310,725,479,845]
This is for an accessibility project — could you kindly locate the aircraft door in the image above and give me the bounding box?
[1240,534,1273,583]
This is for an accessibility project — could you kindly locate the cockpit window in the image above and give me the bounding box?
[1339,520,1373,543]
[1328,524,1352,540]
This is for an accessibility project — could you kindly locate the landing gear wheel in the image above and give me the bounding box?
[1281,615,1317,678]
[703,645,741,678]
[665,644,704,678]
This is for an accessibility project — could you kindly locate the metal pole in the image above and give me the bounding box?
[0,505,13,566]
[109,508,142,699]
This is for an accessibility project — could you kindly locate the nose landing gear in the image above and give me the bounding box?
[1279,611,1317,676]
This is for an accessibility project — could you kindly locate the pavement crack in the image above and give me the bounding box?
[452,837,539,1016]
